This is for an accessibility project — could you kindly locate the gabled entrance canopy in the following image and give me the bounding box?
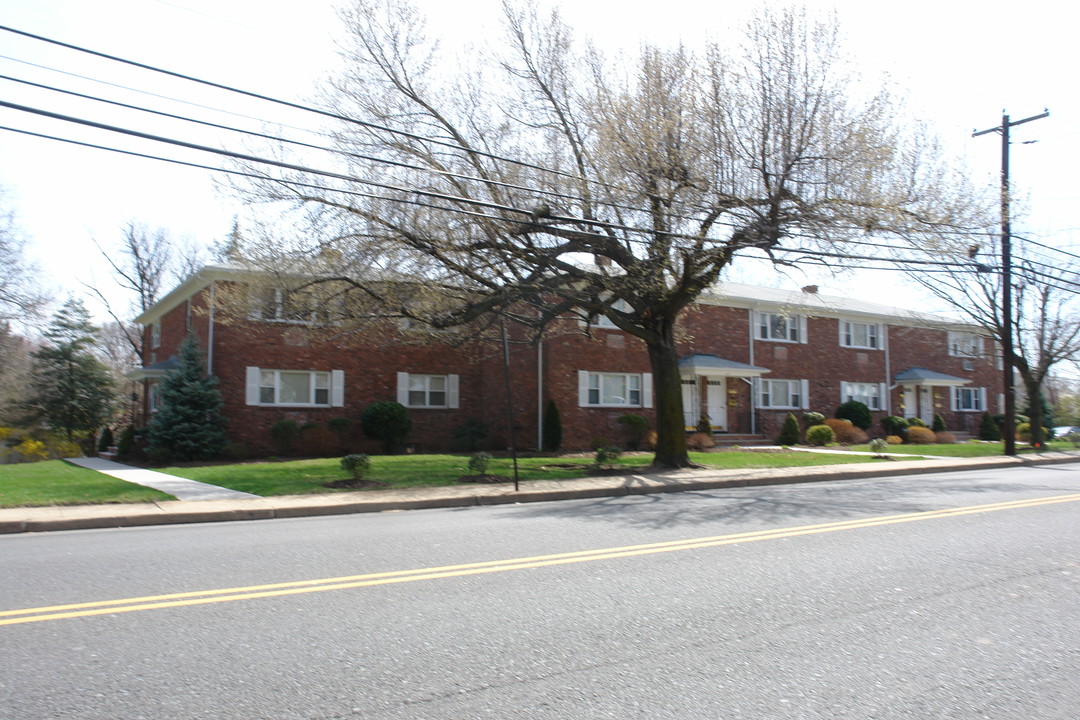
[679,354,770,378]
[893,367,970,387]
[127,355,179,382]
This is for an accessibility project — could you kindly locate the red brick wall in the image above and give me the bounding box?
[143,280,1004,454]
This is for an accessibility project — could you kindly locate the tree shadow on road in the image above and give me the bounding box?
[504,474,1079,532]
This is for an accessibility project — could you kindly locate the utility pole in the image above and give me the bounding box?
[973,109,1048,456]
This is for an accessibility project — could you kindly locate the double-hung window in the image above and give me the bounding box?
[952,386,985,412]
[396,372,460,409]
[841,381,884,410]
[948,332,983,358]
[841,321,879,349]
[579,371,653,408]
[757,312,802,342]
[245,367,344,407]
[758,379,806,409]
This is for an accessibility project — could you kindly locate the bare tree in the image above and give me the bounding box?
[902,243,1080,447]
[238,1,989,467]
[0,189,48,322]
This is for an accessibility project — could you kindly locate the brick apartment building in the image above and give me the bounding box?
[131,264,1001,454]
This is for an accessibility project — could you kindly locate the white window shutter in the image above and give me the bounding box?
[979,387,987,412]
[839,382,847,405]
[950,387,958,411]
[800,379,810,409]
[752,377,761,407]
[878,383,887,411]
[798,316,808,344]
[578,370,590,407]
[448,374,460,409]
[330,370,345,407]
[245,366,261,405]
[642,373,653,408]
[396,372,409,405]
[838,320,845,347]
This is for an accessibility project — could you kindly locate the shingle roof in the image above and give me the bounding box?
[679,353,770,377]
[893,367,970,385]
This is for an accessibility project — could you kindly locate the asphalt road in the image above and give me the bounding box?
[2,463,1078,719]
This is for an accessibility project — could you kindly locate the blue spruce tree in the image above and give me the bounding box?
[146,335,226,461]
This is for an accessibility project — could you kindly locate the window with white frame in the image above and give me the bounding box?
[757,312,802,342]
[148,382,163,413]
[396,372,459,408]
[840,320,880,349]
[594,298,632,329]
[953,386,985,412]
[252,287,335,325]
[758,379,806,409]
[841,381,884,410]
[149,322,161,350]
[578,371,652,407]
[245,367,344,407]
[948,331,983,357]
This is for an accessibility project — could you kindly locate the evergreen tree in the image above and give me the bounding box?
[777,412,801,445]
[978,411,1002,441]
[542,399,562,452]
[29,299,115,440]
[146,335,226,461]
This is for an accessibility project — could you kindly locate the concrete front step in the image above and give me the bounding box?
[710,434,772,446]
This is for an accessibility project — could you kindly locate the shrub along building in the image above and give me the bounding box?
[131,265,1002,455]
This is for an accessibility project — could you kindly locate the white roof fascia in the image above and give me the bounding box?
[133,264,256,326]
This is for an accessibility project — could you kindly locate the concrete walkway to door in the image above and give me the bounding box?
[65,457,259,501]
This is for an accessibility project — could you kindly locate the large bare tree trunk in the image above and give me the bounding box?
[645,318,691,469]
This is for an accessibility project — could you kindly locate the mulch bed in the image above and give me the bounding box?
[323,478,390,490]
[456,474,513,484]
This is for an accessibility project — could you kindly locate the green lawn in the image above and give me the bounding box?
[158,449,896,498]
[841,441,1078,458]
[0,460,176,508]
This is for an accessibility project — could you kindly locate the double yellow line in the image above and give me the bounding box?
[4,492,1079,627]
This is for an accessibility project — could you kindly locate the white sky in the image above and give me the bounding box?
[0,0,1076,325]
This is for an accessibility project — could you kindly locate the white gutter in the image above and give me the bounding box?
[207,280,216,375]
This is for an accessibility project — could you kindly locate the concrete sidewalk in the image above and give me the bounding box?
[2,452,1079,535]
[65,457,259,501]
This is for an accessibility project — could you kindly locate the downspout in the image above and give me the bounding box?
[207,280,216,375]
[883,324,890,415]
[747,308,756,435]
[536,339,543,451]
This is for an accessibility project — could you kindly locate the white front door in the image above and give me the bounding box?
[707,380,727,430]
[681,378,699,428]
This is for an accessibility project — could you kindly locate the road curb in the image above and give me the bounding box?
[2,453,1077,534]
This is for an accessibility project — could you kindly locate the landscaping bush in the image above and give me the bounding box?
[869,437,889,456]
[13,438,47,462]
[617,413,649,450]
[340,453,371,481]
[594,445,623,468]
[451,418,489,452]
[978,411,1001,441]
[361,401,413,453]
[590,436,614,451]
[806,424,835,446]
[327,417,354,452]
[935,431,957,444]
[116,426,136,460]
[881,416,908,437]
[542,399,562,451]
[905,426,936,444]
[146,446,173,466]
[643,430,658,450]
[802,411,825,426]
[270,419,301,456]
[687,431,715,451]
[696,413,712,434]
[1016,422,1031,442]
[97,426,114,453]
[776,412,800,445]
[885,435,904,445]
[907,417,927,428]
[835,400,872,430]
[468,451,493,475]
[932,414,947,433]
[824,418,868,444]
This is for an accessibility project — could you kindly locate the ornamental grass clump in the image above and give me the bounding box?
[468,451,493,475]
[905,426,936,444]
[868,437,889,457]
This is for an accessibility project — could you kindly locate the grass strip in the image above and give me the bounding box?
[0,460,175,507]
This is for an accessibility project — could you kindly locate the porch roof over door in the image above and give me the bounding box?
[894,366,970,387]
[679,354,770,378]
